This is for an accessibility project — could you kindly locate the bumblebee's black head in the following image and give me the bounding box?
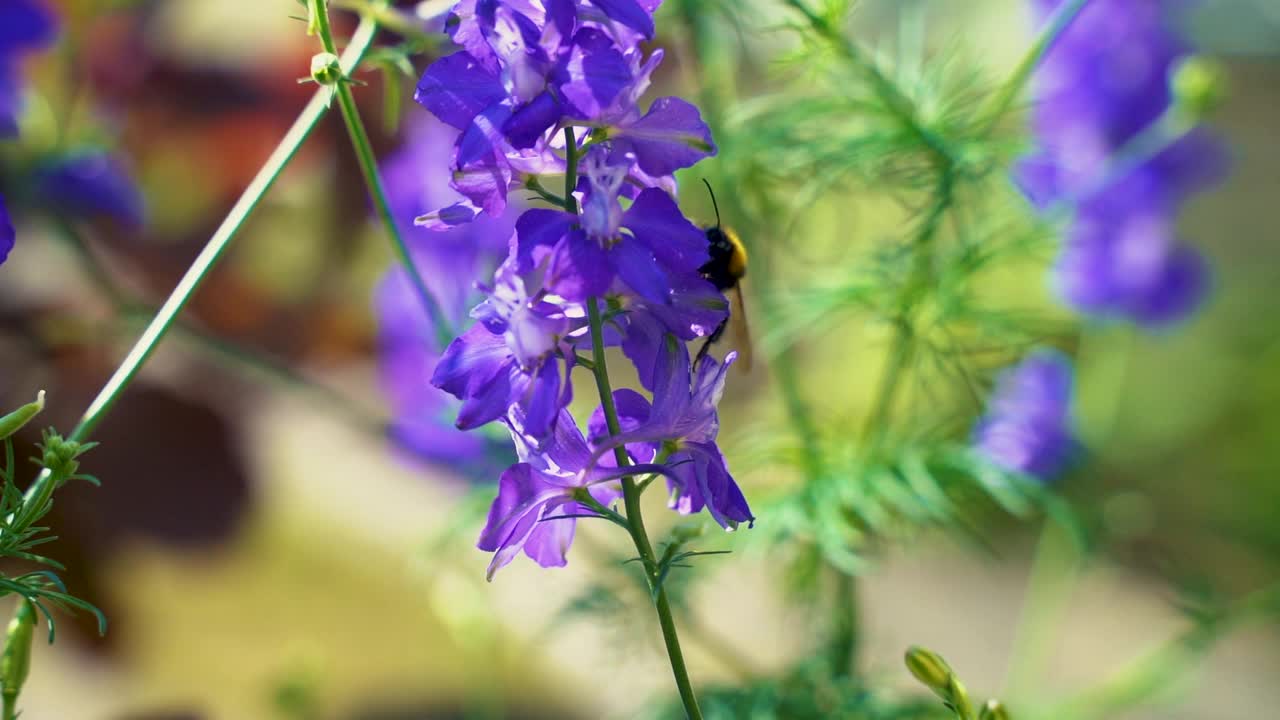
[697,180,747,291]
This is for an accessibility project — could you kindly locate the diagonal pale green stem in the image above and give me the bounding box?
[979,0,1093,131]
[312,0,455,349]
[71,13,379,444]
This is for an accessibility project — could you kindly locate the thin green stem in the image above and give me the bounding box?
[563,127,580,209]
[586,299,702,720]
[980,0,1092,131]
[313,0,454,349]
[69,12,380,445]
[50,221,389,440]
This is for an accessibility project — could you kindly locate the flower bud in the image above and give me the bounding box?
[1171,56,1227,120]
[904,645,954,695]
[0,391,44,441]
[980,699,1011,720]
[310,52,343,86]
[0,601,36,705]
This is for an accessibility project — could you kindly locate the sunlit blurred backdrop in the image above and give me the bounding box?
[0,0,1277,718]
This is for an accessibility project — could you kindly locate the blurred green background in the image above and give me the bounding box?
[0,0,1276,718]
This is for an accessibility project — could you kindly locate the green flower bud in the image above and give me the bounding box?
[1,601,37,705]
[0,392,45,441]
[979,699,1011,720]
[1171,56,1227,120]
[310,52,343,86]
[905,646,954,695]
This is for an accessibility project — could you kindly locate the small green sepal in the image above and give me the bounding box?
[1171,56,1227,120]
[0,393,45,441]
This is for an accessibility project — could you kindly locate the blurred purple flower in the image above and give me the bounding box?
[376,118,517,476]
[31,152,144,225]
[973,350,1077,481]
[1021,0,1226,326]
[0,0,56,137]
[0,196,13,266]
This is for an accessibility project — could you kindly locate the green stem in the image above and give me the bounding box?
[979,0,1092,131]
[585,299,703,720]
[51,221,389,440]
[312,0,454,350]
[70,12,380,445]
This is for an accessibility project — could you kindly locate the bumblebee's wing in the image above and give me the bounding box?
[728,285,753,373]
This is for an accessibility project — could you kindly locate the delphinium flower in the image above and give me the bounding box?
[1020,0,1226,326]
[375,117,515,476]
[0,0,55,138]
[972,350,1077,481]
[0,0,56,266]
[30,152,145,226]
[409,0,750,575]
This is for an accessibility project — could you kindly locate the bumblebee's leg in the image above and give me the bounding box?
[695,318,728,365]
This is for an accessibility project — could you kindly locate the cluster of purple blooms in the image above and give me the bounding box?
[976,0,1227,481]
[1020,0,1225,327]
[394,0,753,577]
[0,0,142,269]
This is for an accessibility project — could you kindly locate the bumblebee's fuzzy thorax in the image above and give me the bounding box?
[700,226,747,291]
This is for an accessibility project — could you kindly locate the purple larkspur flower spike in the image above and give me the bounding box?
[973,350,1077,481]
[1022,0,1227,327]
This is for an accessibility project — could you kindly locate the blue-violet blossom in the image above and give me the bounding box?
[1021,0,1226,326]
[973,350,1077,481]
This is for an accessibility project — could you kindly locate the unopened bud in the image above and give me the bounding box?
[310,52,343,86]
[0,391,44,440]
[0,601,37,705]
[980,699,1011,720]
[905,646,954,695]
[1171,56,1227,120]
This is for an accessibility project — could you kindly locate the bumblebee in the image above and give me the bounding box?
[697,180,752,371]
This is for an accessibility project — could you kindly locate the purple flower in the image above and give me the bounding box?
[1021,0,1226,326]
[973,350,1077,481]
[514,144,712,304]
[591,336,754,529]
[0,195,13,266]
[31,152,144,225]
[478,405,672,578]
[0,0,56,137]
[431,256,581,442]
[375,117,516,475]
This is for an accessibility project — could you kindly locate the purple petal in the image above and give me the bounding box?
[610,236,670,303]
[588,0,655,39]
[520,359,563,440]
[557,28,634,120]
[457,361,519,430]
[515,207,574,272]
[415,52,507,131]
[30,152,143,225]
[546,229,613,300]
[431,324,511,398]
[623,187,708,274]
[414,200,483,231]
[615,97,717,176]
[684,442,753,529]
[1129,243,1209,327]
[454,104,515,215]
[522,504,578,568]
[478,463,566,578]
[503,90,564,149]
